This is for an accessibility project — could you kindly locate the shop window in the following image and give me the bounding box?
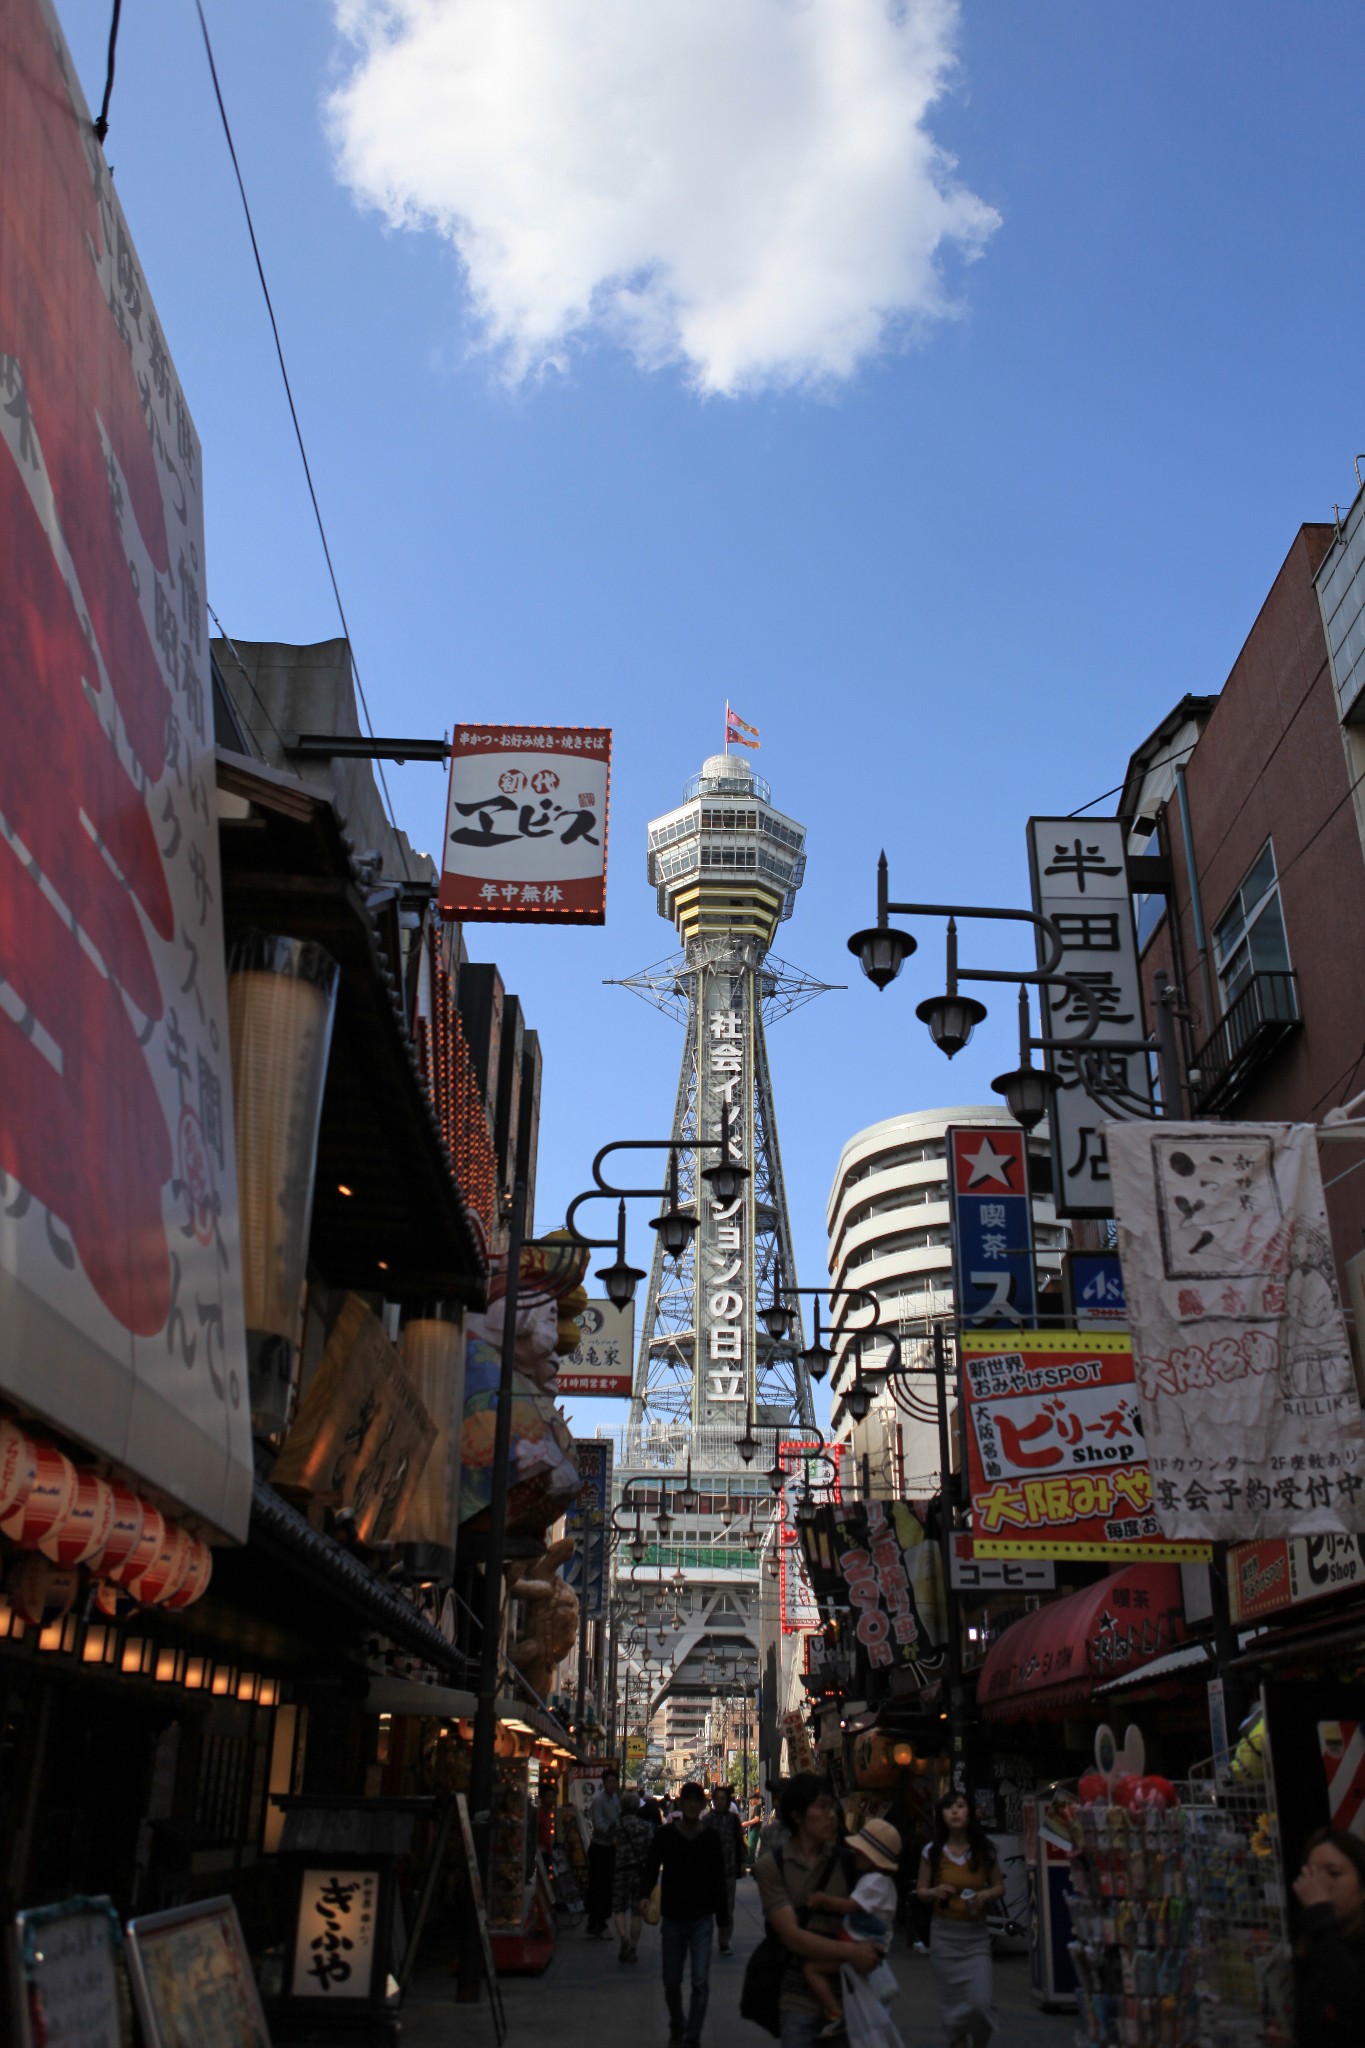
[1213,841,1291,1005]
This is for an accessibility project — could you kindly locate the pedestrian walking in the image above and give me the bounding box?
[752,1772,880,2048]
[586,1764,621,1939]
[745,1794,765,1869]
[641,1780,728,2046]
[704,1783,746,1953]
[613,1788,654,1963]
[1291,1827,1365,2045]
[915,1791,1004,2048]
[800,1817,901,2034]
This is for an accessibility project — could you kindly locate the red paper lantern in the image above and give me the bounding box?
[85,1483,146,1579]
[107,1501,166,1588]
[0,1419,37,1526]
[10,1552,80,1626]
[38,1468,114,1568]
[162,1534,213,1610]
[0,1441,75,1549]
[127,1520,193,1606]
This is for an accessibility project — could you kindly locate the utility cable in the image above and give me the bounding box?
[1067,739,1198,819]
[193,1,411,881]
[207,600,289,759]
[93,0,123,144]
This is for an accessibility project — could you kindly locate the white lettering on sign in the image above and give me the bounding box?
[707,1370,745,1402]
[698,992,752,1418]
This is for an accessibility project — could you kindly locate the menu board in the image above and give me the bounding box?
[125,1898,271,2048]
[10,1896,124,2048]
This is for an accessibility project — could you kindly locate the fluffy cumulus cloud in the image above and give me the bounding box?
[328,0,1000,394]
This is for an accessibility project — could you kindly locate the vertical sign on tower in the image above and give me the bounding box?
[1027,817,1152,1217]
[698,979,751,1423]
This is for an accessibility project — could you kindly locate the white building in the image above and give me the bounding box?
[825,1105,1067,1493]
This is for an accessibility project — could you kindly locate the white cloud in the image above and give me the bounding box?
[327,0,999,394]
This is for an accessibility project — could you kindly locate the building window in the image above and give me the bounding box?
[1213,841,1291,1005]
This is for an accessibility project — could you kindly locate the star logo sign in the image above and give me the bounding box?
[962,1137,1018,1189]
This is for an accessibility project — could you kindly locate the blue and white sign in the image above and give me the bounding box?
[1067,1250,1127,1328]
[947,1127,1037,1327]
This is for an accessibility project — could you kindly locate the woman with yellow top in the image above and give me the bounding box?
[915,1792,1004,2048]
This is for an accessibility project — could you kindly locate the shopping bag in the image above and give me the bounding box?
[864,1959,899,2003]
[840,1966,905,2048]
[739,1930,786,2035]
[643,1883,662,1926]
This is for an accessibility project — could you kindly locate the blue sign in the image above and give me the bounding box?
[1069,1250,1126,1326]
[947,1126,1037,1327]
[563,1440,612,1619]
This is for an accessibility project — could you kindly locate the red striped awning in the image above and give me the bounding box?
[977,1564,1190,1721]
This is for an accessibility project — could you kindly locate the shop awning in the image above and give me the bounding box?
[977,1564,1191,1721]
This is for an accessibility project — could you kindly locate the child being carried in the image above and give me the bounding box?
[802,1818,901,2037]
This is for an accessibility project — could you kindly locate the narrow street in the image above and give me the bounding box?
[406,1882,1075,2048]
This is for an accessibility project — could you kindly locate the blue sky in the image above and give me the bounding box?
[62,0,1365,1432]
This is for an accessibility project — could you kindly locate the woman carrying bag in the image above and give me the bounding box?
[914,1792,1003,2048]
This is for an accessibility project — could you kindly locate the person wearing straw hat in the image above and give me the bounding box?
[800,1818,902,2034]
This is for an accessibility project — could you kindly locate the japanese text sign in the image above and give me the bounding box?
[562,1438,612,1620]
[947,1126,1036,1326]
[821,1499,944,1687]
[1107,1120,1365,1541]
[962,1330,1210,1561]
[1027,817,1153,1218]
[1065,1250,1127,1328]
[0,0,250,1538]
[556,1300,634,1397]
[778,1439,846,1634]
[439,725,611,924]
[1227,1532,1365,1624]
[290,1869,380,2000]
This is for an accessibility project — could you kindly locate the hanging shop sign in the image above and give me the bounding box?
[950,1535,1055,1592]
[1227,1531,1365,1625]
[1064,1250,1127,1328]
[272,1295,436,1544]
[562,1440,613,1620]
[962,1330,1210,1561]
[0,0,251,1540]
[815,1499,944,1686]
[778,1440,847,1634]
[439,725,611,925]
[1027,817,1154,1219]
[556,1301,634,1397]
[947,1125,1037,1326]
[1107,1121,1365,1541]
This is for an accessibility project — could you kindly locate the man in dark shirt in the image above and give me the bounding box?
[641,1781,727,2045]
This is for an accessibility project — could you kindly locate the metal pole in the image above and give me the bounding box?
[462,1176,527,1997]
[933,1324,968,1791]
[1152,972,1187,1117]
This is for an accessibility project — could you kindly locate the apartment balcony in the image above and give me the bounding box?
[1191,970,1301,1114]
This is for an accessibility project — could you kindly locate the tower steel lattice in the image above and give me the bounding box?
[617,753,834,1445]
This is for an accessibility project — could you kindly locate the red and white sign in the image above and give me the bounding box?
[556,1301,634,1398]
[962,1331,1209,1561]
[0,0,250,1539]
[439,726,611,924]
[1319,1721,1365,1839]
[1227,1531,1365,1624]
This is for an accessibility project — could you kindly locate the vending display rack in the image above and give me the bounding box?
[1067,1801,1201,2048]
[1182,1762,1290,2048]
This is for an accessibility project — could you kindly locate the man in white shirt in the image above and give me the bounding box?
[586,1764,621,1937]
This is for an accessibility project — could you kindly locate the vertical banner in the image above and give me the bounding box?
[947,1125,1037,1326]
[778,1438,846,1634]
[0,0,250,1538]
[695,974,755,1426]
[1107,1121,1365,1541]
[563,1440,612,1619]
[1027,817,1153,1218]
[439,725,611,924]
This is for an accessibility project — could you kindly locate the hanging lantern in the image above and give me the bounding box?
[93,1579,132,1619]
[394,1302,464,1586]
[0,1440,76,1550]
[228,933,340,1445]
[105,1501,166,1589]
[38,1468,114,1569]
[10,1553,80,1627]
[0,1419,37,1526]
[127,1520,194,1607]
[162,1534,214,1610]
[84,1483,146,1580]
[852,1731,901,1790]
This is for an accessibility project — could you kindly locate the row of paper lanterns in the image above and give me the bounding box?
[0,1418,212,1627]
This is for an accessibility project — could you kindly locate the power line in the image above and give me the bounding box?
[193,1,411,881]
[93,0,123,143]
[1067,739,1198,819]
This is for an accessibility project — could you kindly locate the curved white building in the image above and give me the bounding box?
[825,1105,1066,1493]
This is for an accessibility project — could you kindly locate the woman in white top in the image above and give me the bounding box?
[914,1793,1004,2048]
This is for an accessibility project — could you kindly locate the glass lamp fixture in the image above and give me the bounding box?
[845,1376,873,1424]
[801,1296,832,1382]
[916,918,986,1059]
[735,1417,759,1464]
[596,1200,647,1308]
[846,923,916,992]
[649,1150,697,1262]
[678,1457,699,1513]
[228,933,340,1444]
[700,1101,748,1206]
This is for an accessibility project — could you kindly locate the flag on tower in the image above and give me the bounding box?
[725,704,761,749]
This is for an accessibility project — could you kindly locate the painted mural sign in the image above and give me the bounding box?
[0,0,250,1538]
[962,1330,1209,1561]
[439,725,611,924]
[1107,1121,1365,1541]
